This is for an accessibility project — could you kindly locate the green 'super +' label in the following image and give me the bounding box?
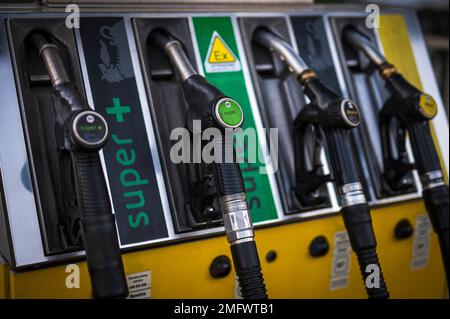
[192,16,278,222]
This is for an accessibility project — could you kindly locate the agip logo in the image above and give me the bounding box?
[204,31,241,73]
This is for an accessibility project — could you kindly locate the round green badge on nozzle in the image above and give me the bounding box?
[214,98,244,129]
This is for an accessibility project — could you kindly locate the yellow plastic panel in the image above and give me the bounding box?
[9,201,446,299]
[0,263,8,299]
[373,203,446,298]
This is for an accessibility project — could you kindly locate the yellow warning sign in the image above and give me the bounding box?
[204,31,241,73]
[208,35,236,63]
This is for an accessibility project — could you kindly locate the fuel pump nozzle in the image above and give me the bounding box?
[30,32,128,299]
[253,28,389,299]
[149,30,267,299]
[344,27,450,288]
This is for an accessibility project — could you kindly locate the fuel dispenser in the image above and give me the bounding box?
[7,21,127,298]
[144,28,267,299]
[343,27,449,288]
[330,18,421,202]
[250,27,388,299]
[133,18,224,233]
[0,3,448,299]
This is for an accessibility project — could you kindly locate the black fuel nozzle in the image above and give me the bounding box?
[149,29,267,299]
[344,26,449,288]
[30,32,128,299]
[343,27,418,193]
[343,27,438,122]
[253,27,389,299]
[253,27,333,207]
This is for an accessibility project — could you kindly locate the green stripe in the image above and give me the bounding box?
[192,16,277,222]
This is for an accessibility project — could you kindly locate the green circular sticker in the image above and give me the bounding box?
[215,98,244,128]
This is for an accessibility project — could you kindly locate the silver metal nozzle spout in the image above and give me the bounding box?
[252,28,310,77]
[30,32,69,86]
[150,30,197,81]
[343,27,387,67]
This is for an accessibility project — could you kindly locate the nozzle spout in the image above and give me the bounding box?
[149,29,197,81]
[252,27,310,77]
[343,27,387,67]
[30,32,69,86]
